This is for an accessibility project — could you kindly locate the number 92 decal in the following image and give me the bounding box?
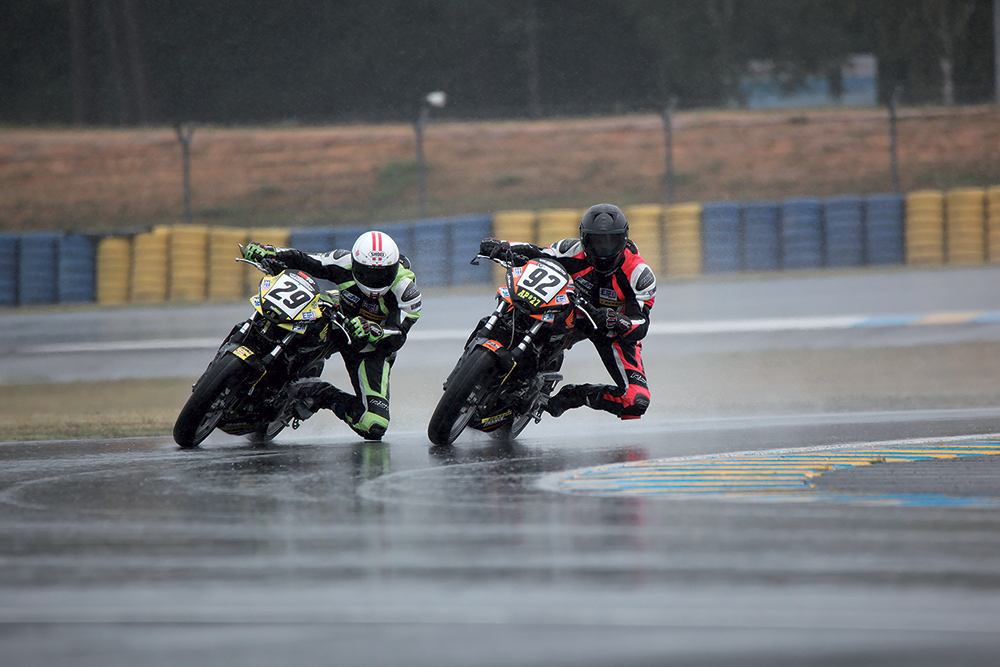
[515,262,568,304]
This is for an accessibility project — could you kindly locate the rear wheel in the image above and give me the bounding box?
[173,355,248,448]
[490,411,533,441]
[427,347,499,446]
[250,418,286,444]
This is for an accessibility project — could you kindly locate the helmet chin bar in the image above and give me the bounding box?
[356,282,387,298]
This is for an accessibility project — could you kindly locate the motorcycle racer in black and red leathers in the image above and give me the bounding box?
[479,203,656,420]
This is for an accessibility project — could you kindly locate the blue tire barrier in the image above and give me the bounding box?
[823,196,864,267]
[289,228,338,254]
[450,215,493,286]
[329,225,369,253]
[58,234,97,303]
[410,220,451,287]
[742,202,781,271]
[18,232,59,305]
[0,234,18,307]
[865,193,905,265]
[781,198,824,269]
[701,202,742,273]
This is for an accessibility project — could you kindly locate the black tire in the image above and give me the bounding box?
[427,347,499,446]
[173,354,248,449]
[489,411,532,441]
[250,418,286,444]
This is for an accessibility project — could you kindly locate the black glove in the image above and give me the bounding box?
[603,309,632,335]
[479,237,510,259]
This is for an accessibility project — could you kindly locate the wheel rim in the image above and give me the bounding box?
[192,387,232,444]
[448,381,489,441]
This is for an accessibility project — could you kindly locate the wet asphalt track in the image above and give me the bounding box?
[3,265,1000,666]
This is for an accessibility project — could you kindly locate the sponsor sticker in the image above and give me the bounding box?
[480,409,513,426]
[233,346,254,360]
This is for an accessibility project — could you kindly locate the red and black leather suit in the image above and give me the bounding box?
[511,237,656,419]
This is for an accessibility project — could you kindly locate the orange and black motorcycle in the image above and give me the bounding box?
[427,249,599,446]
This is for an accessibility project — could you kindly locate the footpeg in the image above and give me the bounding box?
[531,372,563,422]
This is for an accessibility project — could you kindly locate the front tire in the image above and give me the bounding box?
[427,347,499,446]
[173,354,248,448]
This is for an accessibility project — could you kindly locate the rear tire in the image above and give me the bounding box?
[427,347,499,446]
[489,411,532,441]
[173,354,248,448]
[250,418,286,444]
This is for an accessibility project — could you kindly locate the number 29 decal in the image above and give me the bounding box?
[262,274,314,318]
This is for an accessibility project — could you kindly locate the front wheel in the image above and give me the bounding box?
[173,354,248,448]
[427,347,499,446]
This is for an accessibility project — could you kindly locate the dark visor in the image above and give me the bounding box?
[353,263,397,289]
[583,231,627,258]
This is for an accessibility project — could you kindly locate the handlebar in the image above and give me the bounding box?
[236,256,286,275]
[470,252,517,269]
[471,252,601,330]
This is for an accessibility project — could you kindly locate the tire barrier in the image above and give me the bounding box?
[447,215,493,287]
[664,203,702,277]
[491,210,537,284]
[743,202,782,272]
[781,198,824,270]
[4,186,1000,310]
[409,219,451,287]
[988,186,1000,262]
[243,227,290,297]
[823,196,864,268]
[905,190,945,265]
[864,194,905,266]
[537,209,582,247]
[130,226,170,303]
[624,205,663,275]
[18,233,59,305]
[169,225,209,302]
[207,227,248,301]
[701,202,742,274]
[96,236,131,305]
[57,234,96,304]
[945,187,986,265]
[0,234,20,307]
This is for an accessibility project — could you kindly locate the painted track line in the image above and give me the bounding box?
[538,433,1000,507]
[20,309,1000,355]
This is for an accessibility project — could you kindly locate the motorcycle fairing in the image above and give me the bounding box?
[254,270,325,331]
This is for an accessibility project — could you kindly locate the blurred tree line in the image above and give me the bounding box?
[1,0,994,126]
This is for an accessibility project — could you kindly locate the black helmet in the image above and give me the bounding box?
[580,204,629,273]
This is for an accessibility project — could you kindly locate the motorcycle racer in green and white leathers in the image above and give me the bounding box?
[243,230,421,440]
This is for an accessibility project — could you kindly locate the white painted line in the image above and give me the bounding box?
[21,310,1000,355]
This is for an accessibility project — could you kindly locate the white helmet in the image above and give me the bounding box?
[351,231,400,298]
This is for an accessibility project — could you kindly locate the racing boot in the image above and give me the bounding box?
[313,384,354,421]
[289,380,352,421]
[544,383,605,418]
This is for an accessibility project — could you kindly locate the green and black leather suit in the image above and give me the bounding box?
[275,247,422,440]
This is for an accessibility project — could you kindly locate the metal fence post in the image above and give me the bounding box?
[662,97,678,206]
[888,90,900,193]
[175,122,195,224]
